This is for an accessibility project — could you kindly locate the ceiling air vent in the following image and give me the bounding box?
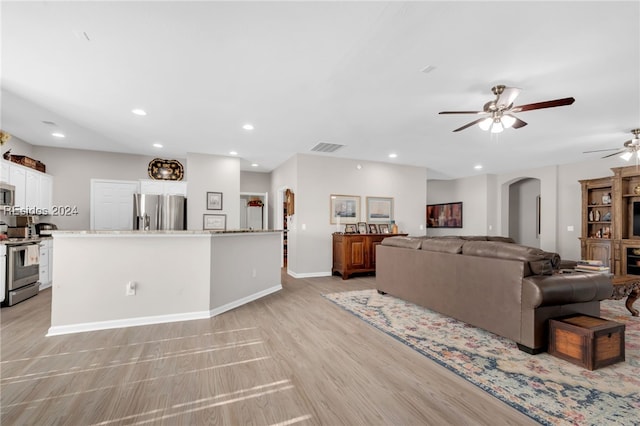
[310,142,344,153]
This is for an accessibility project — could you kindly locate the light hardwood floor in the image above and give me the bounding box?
[1,271,538,425]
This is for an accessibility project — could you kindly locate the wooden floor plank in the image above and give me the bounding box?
[1,271,537,425]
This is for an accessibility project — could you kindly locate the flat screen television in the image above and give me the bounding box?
[634,202,640,236]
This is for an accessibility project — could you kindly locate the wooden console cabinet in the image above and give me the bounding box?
[332,233,406,280]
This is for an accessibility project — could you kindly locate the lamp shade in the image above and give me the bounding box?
[621,151,633,161]
[478,117,492,131]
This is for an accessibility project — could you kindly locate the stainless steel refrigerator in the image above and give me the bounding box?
[133,194,186,230]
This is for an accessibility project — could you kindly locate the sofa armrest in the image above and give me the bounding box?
[522,273,613,308]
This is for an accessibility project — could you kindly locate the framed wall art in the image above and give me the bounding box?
[203,214,226,230]
[207,192,223,210]
[426,202,463,228]
[330,194,361,224]
[366,196,394,223]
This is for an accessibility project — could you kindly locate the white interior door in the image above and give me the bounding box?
[91,179,139,230]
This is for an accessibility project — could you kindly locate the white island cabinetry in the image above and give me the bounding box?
[39,239,53,289]
[48,230,281,336]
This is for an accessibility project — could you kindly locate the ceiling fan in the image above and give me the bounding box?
[583,129,640,161]
[439,85,575,133]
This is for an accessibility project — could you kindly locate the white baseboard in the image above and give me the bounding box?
[47,284,283,337]
[287,270,331,278]
[209,284,282,317]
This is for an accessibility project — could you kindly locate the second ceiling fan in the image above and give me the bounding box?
[439,85,575,133]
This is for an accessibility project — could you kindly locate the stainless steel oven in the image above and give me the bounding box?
[4,242,40,306]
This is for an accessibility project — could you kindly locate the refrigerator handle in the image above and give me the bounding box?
[156,202,161,230]
[138,214,150,230]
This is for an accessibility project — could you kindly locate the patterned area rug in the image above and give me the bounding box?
[323,290,640,426]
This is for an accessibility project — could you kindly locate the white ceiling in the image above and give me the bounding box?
[1,1,639,179]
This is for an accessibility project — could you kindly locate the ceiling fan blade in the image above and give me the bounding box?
[602,150,627,159]
[497,87,521,109]
[438,110,483,115]
[507,115,527,129]
[583,148,621,153]
[511,97,575,113]
[452,118,486,132]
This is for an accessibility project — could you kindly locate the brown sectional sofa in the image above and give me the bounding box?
[375,236,613,354]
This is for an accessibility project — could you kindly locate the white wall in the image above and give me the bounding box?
[14,145,176,230]
[278,154,426,277]
[426,174,491,236]
[186,152,240,230]
[240,171,271,193]
[427,156,628,261]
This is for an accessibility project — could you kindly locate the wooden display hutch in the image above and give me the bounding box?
[332,233,407,280]
[580,165,640,275]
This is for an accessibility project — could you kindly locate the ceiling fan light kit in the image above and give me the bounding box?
[584,129,640,162]
[439,84,575,133]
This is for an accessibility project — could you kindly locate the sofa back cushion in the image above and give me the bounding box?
[487,236,516,243]
[420,238,464,254]
[381,236,423,250]
[461,241,559,276]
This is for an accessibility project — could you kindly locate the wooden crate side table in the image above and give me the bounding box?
[548,315,625,370]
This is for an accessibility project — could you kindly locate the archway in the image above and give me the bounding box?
[508,177,541,247]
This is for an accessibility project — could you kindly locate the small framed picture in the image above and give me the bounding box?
[357,222,368,234]
[203,214,226,230]
[368,223,379,233]
[602,194,611,205]
[207,192,223,210]
[344,224,358,234]
[378,224,390,234]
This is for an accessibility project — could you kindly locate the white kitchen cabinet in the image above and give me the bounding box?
[9,164,26,208]
[39,173,53,212]
[7,162,53,214]
[39,239,53,289]
[1,159,9,182]
[25,169,40,208]
[140,179,187,196]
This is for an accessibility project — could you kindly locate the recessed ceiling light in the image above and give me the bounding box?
[51,132,65,138]
[131,109,147,116]
[243,124,254,131]
[229,151,238,156]
[251,163,259,167]
[421,65,436,74]
[153,143,163,148]
[474,165,483,170]
[388,153,398,158]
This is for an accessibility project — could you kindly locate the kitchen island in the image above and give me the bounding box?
[47,230,282,336]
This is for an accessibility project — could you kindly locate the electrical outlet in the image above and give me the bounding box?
[126,281,136,296]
